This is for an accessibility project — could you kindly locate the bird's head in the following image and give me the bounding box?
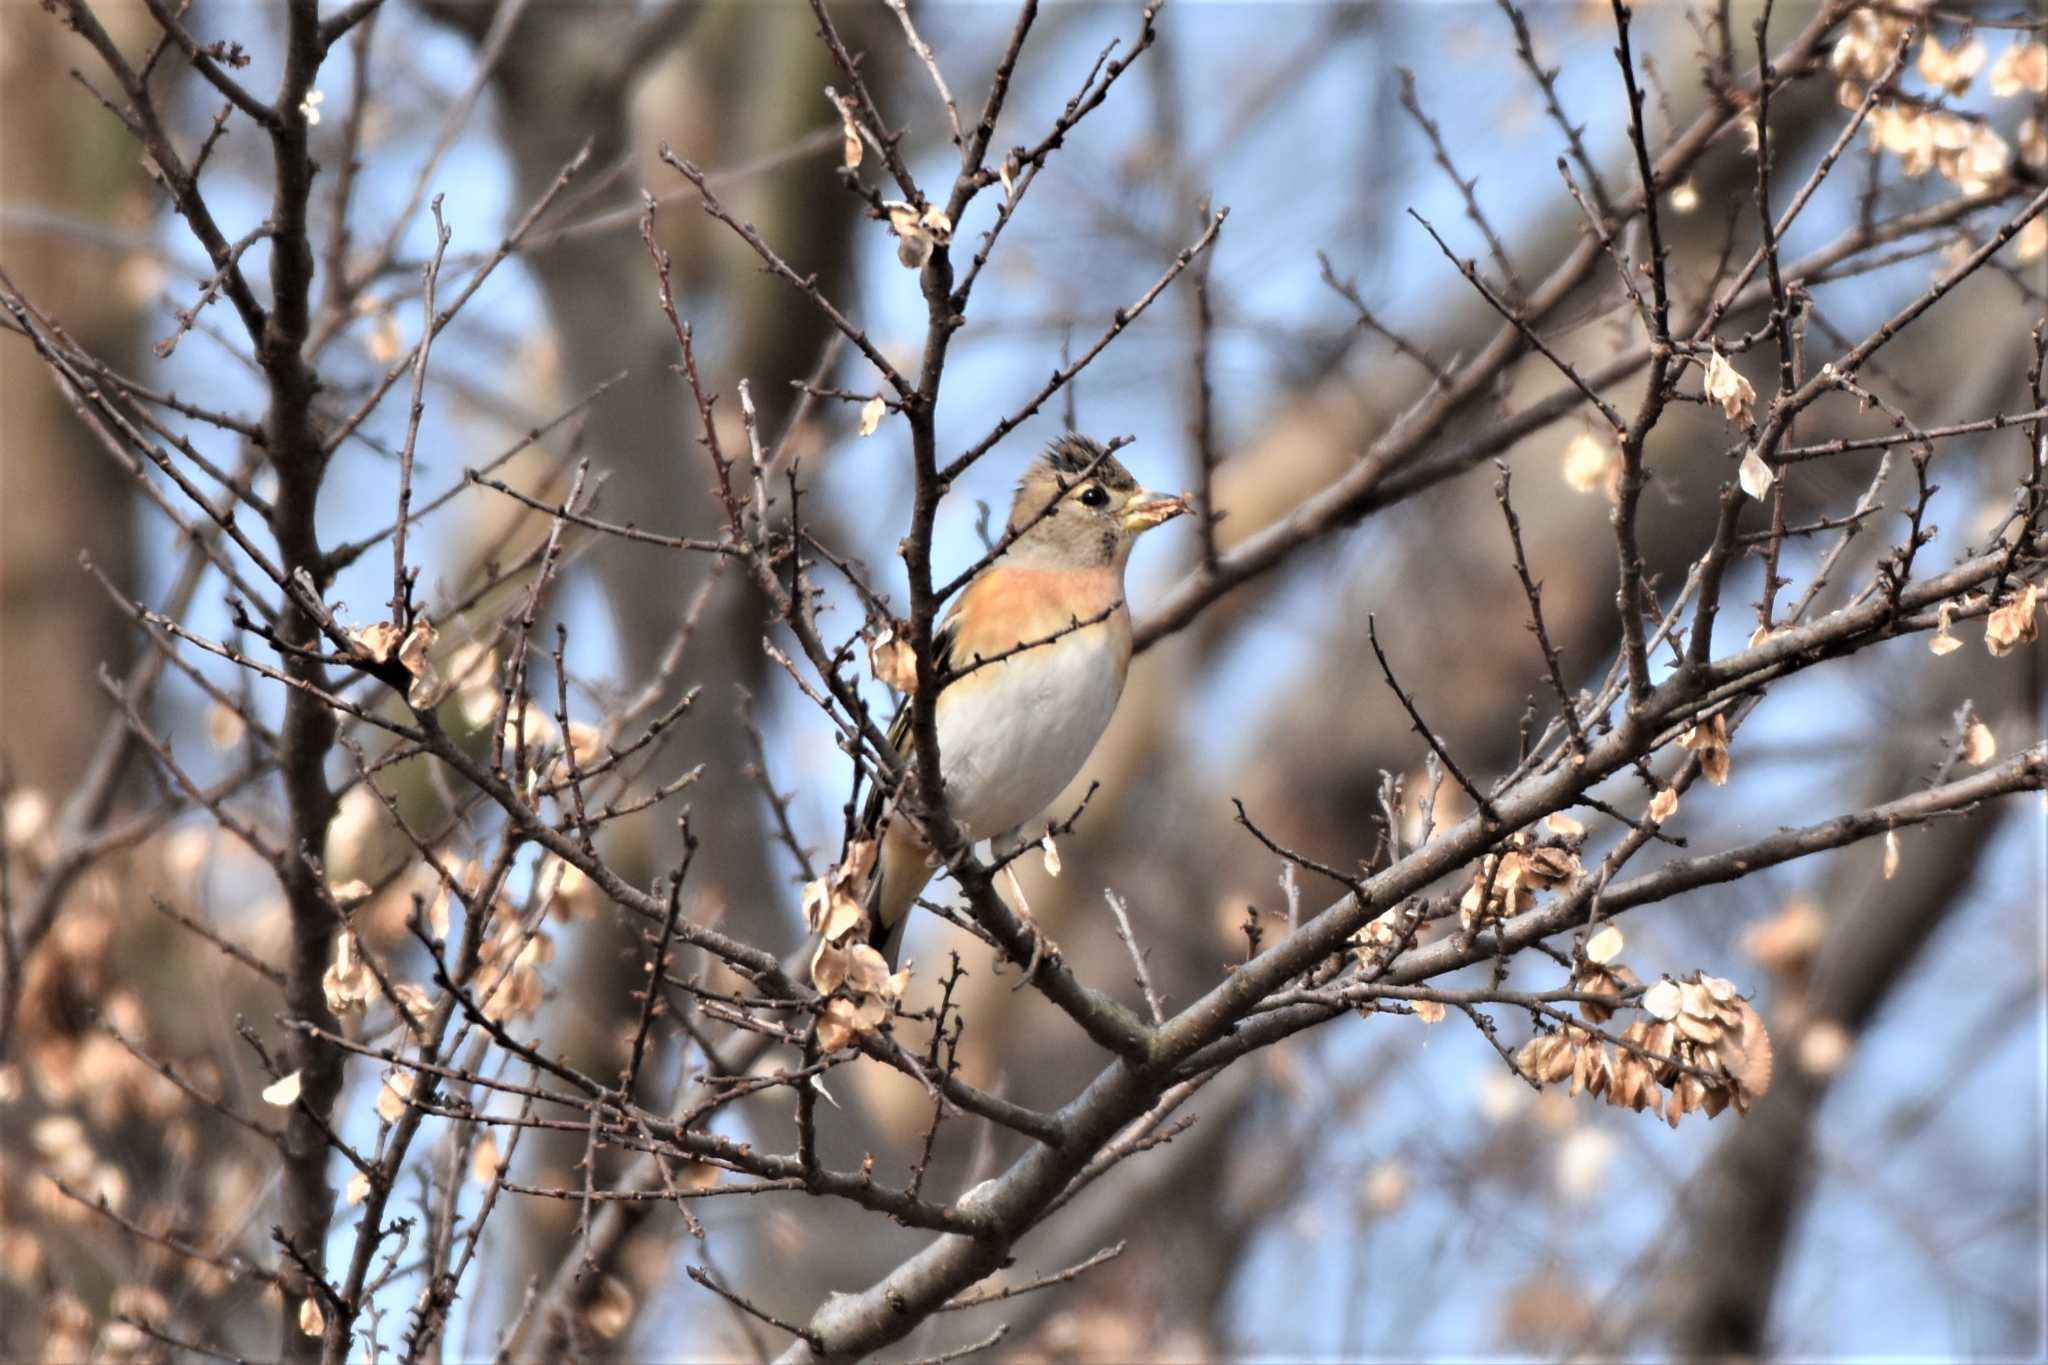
[1004,435,1189,569]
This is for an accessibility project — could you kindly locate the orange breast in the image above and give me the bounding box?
[946,565,1131,677]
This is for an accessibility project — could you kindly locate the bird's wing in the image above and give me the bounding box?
[859,614,960,969]
[857,613,959,840]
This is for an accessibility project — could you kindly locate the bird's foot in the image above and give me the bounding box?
[1014,921,1059,990]
[999,863,1060,991]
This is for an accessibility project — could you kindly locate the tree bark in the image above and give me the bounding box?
[0,4,149,793]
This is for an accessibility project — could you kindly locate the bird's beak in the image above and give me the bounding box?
[1121,491,1191,534]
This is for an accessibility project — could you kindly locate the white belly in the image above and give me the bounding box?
[932,625,1125,846]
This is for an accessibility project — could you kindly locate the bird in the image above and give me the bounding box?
[860,435,1189,973]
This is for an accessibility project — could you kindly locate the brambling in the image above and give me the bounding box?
[862,435,1189,972]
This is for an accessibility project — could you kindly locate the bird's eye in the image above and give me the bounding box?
[1079,485,1109,509]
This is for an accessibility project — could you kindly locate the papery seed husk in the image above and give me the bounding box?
[1675,1011,1722,1045]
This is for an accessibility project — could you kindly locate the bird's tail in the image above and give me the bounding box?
[873,894,912,972]
[864,819,931,972]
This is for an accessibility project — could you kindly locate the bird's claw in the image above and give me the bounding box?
[1010,923,1060,991]
[998,862,1057,990]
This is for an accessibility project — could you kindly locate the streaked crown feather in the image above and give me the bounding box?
[1029,435,1137,494]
